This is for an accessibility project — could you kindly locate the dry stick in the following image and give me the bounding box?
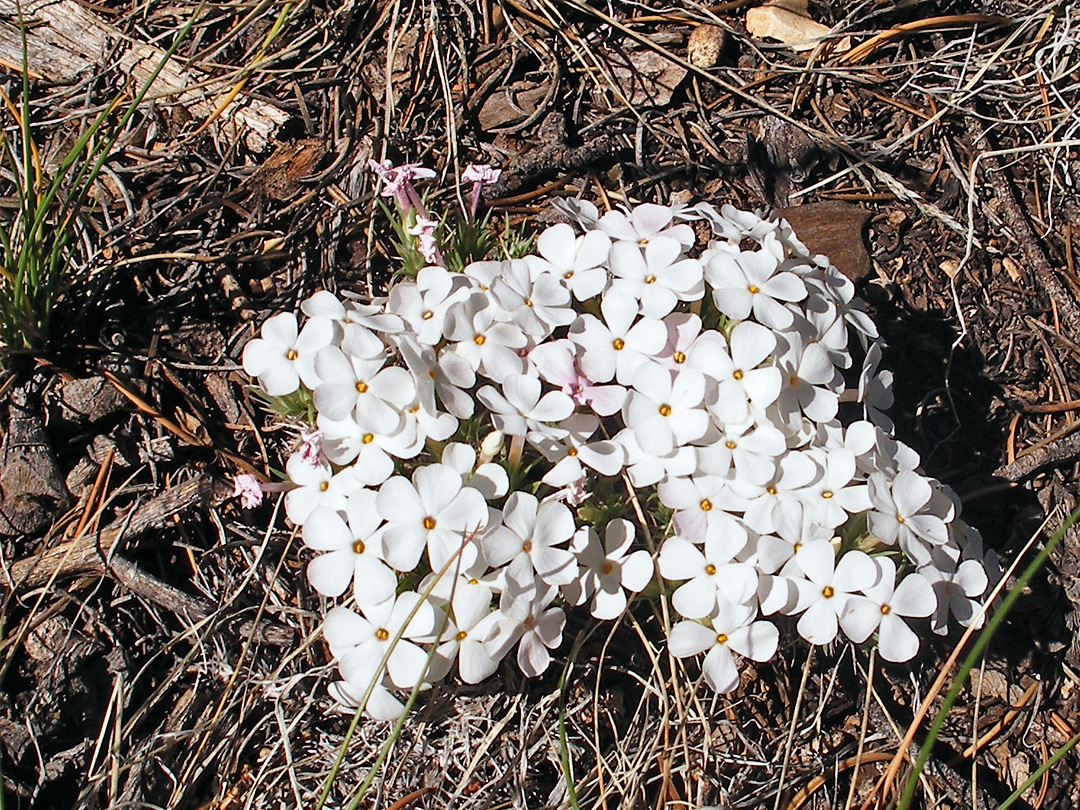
[4,475,221,592]
[843,648,878,810]
[773,648,815,810]
[964,122,1080,346]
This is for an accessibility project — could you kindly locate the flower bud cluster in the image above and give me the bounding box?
[241,174,996,717]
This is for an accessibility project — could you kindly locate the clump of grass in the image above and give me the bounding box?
[0,10,196,372]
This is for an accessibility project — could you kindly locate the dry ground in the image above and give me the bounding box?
[2,1,1080,808]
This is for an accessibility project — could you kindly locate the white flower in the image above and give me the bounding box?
[772,332,842,428]
[598,203,695,249]
[441,441,509,500]
[445,292,527,383]
[694,419,785,487]
[668,603,779,693]
[526,224,611,301]
[705,245,806,329]
[377,463,489,573]
[613,426,697,488]
[388,265,470,344]
[697,321,782,425]
[859,341,895,434]
[396,335,475,420]
[316,411,421,478]
[921,557,988,634]
[324,594,437,690]
[432,585,502,684]
[564,520,653,619]
[607,239,703,317]
[791,541,876,645]
[729,450,819,535]
[483,491,577,593]
[242,311,332,395]
[327,672,403,721]
[301,289,403,334]
[569,291,666,385]
[623,363,709,456]
[490,258,574,337]
[283,454,362,525]
[801,448,871,530]
[659,532,757,618]
[534,413,624,488]
[313,347,415,434]
[840,556,936,662]
[658,475,741,544]
[489,585,565,677]
[302,497,397,605]
[476,374,575,441]
[866,471,950,565]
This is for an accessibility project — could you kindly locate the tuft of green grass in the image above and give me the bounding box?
[0,8,198,371]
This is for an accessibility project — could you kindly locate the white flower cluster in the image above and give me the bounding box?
[242,193,995,718]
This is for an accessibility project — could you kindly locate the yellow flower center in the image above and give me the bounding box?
[789,375,799,386]
[700,498,712,511]
[821,490,834,499]
[522,540,533,553]
[705,564,717,575]
[474,334,486,345]
[468,578,479,585]
[602,561,614,575]
[725,440,737,450]
[356,381,368,393]
[644,274,657,284]
[748,284,759,294]
[376,628,389,641]
[673,351,686,364]
[564,271,574,280]
[613,338,626,350]
[568,447,578,457]
[456,630,468,641]
[422,310,434,320]
[658,404,672,416]
[715,633,728,644]
[423,516,437,530]
[822,586,835,598]
[352,540,366,554]
[319,481,329,492]
[524,298,533,308]
[766,486,777,495]
[880,604,891,615]
[285,348,299,361]
[732,369,743,381]
[896,515,905,524]
[362,433,374,444]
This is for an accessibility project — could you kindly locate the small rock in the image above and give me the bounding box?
[776,201,872,282]
[688,24,726,68]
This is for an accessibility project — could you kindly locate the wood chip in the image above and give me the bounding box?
[745,4,849,53]
[0,0,288,151]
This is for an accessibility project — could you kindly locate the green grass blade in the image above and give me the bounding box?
[897,503,1080,809]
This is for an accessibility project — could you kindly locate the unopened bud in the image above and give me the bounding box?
[479,430,504,464]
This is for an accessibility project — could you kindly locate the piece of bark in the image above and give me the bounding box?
[0,0,288,151]
[3,474,224,590]
[0,386,71,537]
[776,201,872,281]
